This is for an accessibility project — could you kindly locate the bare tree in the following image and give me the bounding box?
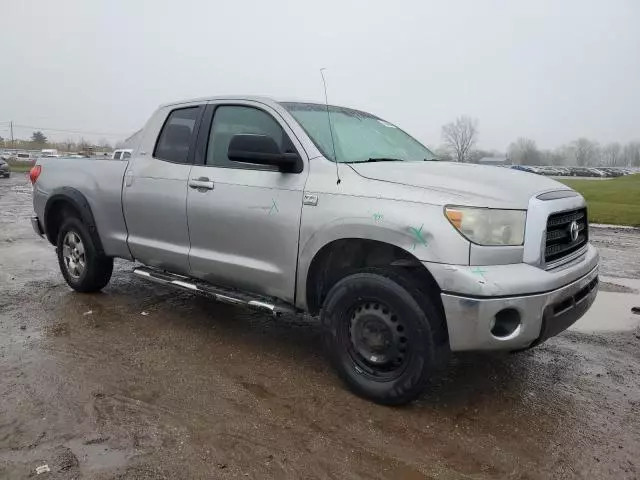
[508,137,541,165]
[601,142,622,166]
[97,138,113,151]
[539,149,565,166]
[572,138,599,166]
[622,142,640,167]
[441,116,478,162]
[434,146,453,161]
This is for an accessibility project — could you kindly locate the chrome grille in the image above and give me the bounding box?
[545,208,588,265]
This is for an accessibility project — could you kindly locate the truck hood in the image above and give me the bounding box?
[349,161,571,209]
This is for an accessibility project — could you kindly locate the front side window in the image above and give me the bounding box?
[206,105,295,169]
[154,107,200,163]
[122,151,131,159]
[282,102,437,163]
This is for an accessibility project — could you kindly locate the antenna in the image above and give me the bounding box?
[320,68,341,185]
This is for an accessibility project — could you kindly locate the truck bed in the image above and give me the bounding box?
[32,157,131,259]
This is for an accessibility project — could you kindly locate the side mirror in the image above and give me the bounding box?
[227,134,300,173]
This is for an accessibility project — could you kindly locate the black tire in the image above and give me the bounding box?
[321,268,448,405]
[56,216,113,293]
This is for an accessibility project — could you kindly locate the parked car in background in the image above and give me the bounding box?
[15,152,37,162]
[569,167,597,177]
[509,165,632,178]
[510,165,537,174]
[599,168,624,177]
[539,166,563,176]
[0,158,10,177]
[588,168,608,177]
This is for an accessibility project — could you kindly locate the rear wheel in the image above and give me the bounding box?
[321,269,447,405]
[56,217,113,292]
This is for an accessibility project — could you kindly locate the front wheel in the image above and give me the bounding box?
[56,217,113,292]
[321,269,447,405]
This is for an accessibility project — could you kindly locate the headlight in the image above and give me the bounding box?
[445,206,526,246]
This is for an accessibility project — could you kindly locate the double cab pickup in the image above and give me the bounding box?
[30,96,599,404]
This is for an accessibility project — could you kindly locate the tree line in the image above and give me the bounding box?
[439,116,640,167]
[0,131,114,153]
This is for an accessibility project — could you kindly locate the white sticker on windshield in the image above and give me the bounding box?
[378,120,396,128]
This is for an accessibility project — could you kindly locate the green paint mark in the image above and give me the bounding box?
[373,213,384,222]
[269,199,279,215]
[471,267,488,278]
[409,224,428,249]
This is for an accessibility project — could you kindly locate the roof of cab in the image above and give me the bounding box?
[160,95,283,108]
[158,95,332,109]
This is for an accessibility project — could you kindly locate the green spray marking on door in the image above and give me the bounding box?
[269,199,279,215]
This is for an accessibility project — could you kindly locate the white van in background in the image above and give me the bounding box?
[41,149,59,157]
[112,149,133,160]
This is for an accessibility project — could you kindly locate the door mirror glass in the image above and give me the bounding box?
[228,134,300,172]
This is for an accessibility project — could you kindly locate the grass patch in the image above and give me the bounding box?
[560,174,640,226]
[8,163,33,173]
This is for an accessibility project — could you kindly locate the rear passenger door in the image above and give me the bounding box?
[187,101,308,303]
[123,104,204,275]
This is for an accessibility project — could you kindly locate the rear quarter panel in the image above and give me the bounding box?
[34,157,131,259]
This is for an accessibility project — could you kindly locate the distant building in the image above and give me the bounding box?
[478,156,510,166]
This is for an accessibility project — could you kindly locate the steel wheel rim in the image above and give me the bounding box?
[62,231,86,279]
[345,301,410,380]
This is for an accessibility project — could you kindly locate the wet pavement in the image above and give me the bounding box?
[1,174,639,479]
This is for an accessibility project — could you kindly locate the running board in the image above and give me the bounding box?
[132,267,295,316]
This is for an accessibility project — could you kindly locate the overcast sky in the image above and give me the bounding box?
[1,0,638,151]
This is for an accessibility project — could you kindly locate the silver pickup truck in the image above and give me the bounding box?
[30,96,599,404]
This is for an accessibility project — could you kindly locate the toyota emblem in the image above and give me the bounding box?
[569,220,579,242]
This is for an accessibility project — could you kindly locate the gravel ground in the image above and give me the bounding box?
[1,174,639,479]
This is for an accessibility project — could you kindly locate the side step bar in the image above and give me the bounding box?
[133,267,295,317]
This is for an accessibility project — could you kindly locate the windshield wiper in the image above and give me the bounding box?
[364,157,403,162]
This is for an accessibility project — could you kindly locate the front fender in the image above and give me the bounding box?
[295,195,470,310]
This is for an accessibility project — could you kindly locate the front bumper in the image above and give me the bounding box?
[429,243,599,351]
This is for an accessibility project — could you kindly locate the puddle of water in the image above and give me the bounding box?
[600,276,640,292]
[570,289,640,333]
[66,438,130,474]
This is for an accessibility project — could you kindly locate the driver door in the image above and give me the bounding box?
[187,101,308,303]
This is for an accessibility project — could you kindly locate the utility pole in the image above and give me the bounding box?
[10,121,14,150]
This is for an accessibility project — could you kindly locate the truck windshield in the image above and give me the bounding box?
[281,102,437,163]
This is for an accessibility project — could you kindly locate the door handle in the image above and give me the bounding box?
[188,177,214,190]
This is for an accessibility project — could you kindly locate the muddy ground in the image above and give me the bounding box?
[1,174,639,479]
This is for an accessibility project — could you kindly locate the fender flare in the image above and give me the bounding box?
[295,218,429,311]
[44,187,105,255]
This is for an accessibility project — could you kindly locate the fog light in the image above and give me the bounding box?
[490,308,521,338]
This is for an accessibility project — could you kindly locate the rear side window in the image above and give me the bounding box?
[122,151,131,159]
[113,151,122,160]
[154,107,200,163]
